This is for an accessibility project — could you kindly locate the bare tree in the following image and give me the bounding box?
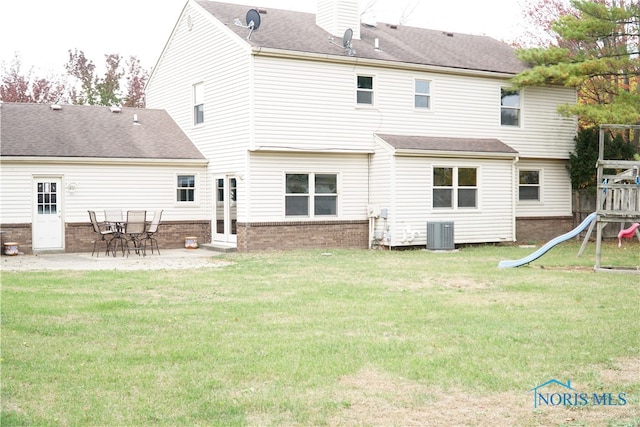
[398,0,420,25]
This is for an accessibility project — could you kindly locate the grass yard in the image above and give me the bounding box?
[1,241,639,426]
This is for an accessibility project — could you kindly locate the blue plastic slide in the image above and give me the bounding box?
[498,212,597,268]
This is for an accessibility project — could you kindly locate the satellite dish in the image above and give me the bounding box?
[329,28,356,56]
[234,9,261,40]
[246,9,261,31]
[342,28,353,49]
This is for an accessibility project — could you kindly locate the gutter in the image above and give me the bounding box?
[250,146,374,154]
[0,157,209,166]
[251,46,519,80]
[393,149,519,160]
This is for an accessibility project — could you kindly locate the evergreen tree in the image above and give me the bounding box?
[512,0,640,126]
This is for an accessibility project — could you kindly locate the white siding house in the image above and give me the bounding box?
[146,0,578,250]
[0,104,208,254]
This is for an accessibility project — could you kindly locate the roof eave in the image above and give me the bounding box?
[393,149,519,159]
[251,46,520,79]
[0,156,209,166]
[250,146,374,154]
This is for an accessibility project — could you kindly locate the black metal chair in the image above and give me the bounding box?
[140,210,163,255]
[88,210,114,257]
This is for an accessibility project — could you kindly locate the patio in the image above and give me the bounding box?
[0,247,226,272]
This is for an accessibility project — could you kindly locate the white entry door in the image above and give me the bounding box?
[214,176,237,244]
[32,178,64,250]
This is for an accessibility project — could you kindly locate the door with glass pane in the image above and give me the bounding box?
[33,178,64,250]
[214,176,237,244]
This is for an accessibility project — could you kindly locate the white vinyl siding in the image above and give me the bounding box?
[369,136,516,246]
[0,161,210,224]
[146,2,251,170]
[516,159,572,217]
[250,57,576,159]
[247,152,368,222]
[252,58,380,152]
[392,156,514,245]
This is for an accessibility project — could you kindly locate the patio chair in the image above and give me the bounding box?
[124,210,147,256]
[141,210,163,255]
[88,210,114,257]
[104,210,127,256]
[104,209,123,231]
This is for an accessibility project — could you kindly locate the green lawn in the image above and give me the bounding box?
[2,242,639,426]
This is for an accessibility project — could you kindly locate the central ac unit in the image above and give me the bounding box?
[426,221,454,250]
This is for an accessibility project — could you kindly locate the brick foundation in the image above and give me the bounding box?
[0,223,32,254]
[3,217,594,253]
[515,216,574,243]
[237,220,369,252]
[0,221,211,255]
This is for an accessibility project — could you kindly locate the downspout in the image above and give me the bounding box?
[368,153,373,249]
[512,156,519,242]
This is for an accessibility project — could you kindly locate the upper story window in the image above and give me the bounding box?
[433,167,478,209]
[519,170,540,201]
[285,173,338,217]
[501,87,520,126]
[177,174,196,202]
[193,82,204,125]
[357,75,374,105]
[415,79,431,109]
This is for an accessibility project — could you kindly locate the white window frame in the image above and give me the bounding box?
[284,173,339,218]
[176,173,198,205]
[432,166,479,210]
[518,169,542,203]
[414,79,431,110]
[356,75,375,106]
[193,82,204,125]
[500,87,521,127]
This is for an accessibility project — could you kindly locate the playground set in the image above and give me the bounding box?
[500,124,640,273]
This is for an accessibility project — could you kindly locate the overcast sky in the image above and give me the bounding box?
[0,0,526,75]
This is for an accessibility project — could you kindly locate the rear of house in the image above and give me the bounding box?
[146,0,577,251]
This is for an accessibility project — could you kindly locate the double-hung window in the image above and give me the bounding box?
[177,174,196,202]
[285,173,337,217]
[357,75,374,105]
[519,170,540,201]
[193,82,204,125]
[415,79,431,109]
[433,167,477,209]
[500,87,520,126]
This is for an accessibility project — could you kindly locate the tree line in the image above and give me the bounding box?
[1,50,147,107]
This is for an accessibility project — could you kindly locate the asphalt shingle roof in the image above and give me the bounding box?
[0,103,206,160]
[195,1,527,75]
[376,134,519,154]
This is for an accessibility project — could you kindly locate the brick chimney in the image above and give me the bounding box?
[316,0,360,40]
